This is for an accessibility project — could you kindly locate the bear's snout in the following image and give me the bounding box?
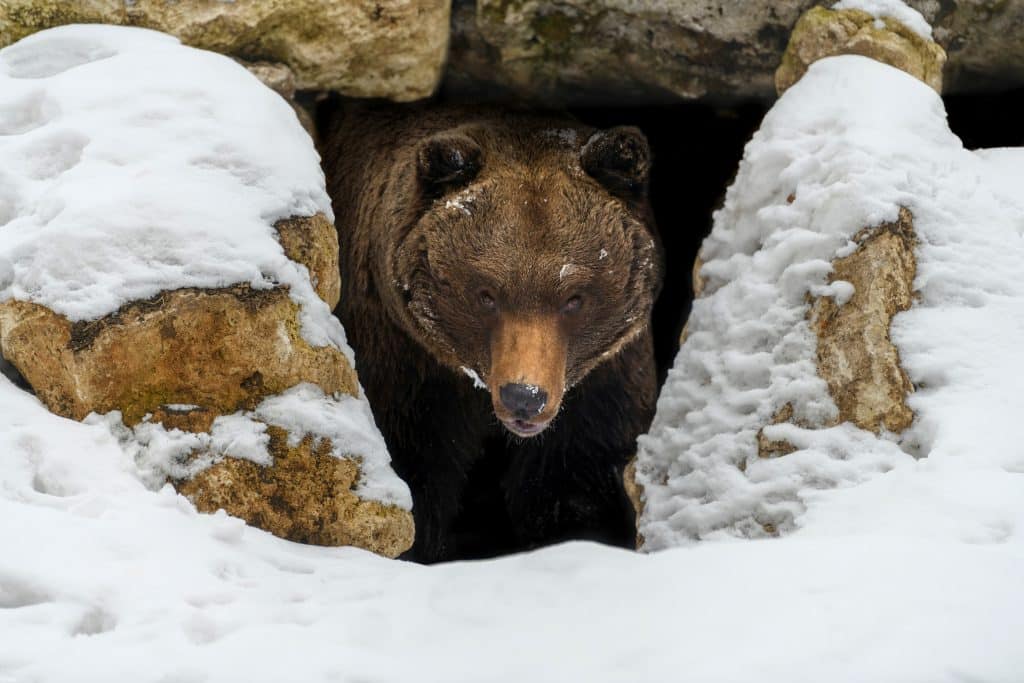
[489,315,567,437]
[499,383,548,419]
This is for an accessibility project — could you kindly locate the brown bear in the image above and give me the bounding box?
[320,103,662,563]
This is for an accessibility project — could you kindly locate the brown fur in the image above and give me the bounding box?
[321,102,662,562]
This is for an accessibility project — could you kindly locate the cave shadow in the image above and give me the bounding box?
[314,85,1024,561]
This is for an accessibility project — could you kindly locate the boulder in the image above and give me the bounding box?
[0,0,452,101]
[633,55,945,549]
[0,277,351,426]
[929,0,1024,93]
[775,6,946,94]
[808,207,917,434]
[179,424,414,558]
[275,213,342,309]
[445,0,1023,104]
[0,26,413,557]
[446,0,815,104]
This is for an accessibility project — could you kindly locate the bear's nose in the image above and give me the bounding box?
[499,383,548,419]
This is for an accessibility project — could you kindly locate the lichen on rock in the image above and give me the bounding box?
[810,207,917,434]
[0,284,356,425]
[275,213,342,310]
[180,432,414,558]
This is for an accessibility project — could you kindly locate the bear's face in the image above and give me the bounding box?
[389,120,661,437]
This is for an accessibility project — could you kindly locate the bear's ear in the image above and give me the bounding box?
[417,133,482,199]
[581,126,651,196]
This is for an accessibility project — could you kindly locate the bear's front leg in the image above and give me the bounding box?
[501,334,657,552]
[394,454,468,563]
[383,375,493,564]
[503,441,637,551]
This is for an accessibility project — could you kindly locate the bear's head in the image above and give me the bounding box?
[384,115,662,437]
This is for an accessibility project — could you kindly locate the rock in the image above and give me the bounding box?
[622,457,643,521]
[0,247,416,558]
[0,282,354,426]
[0,206,344,426]
[0,0,451,101]
[679,255,704,345]
[275,214,341,310]
[178,425,415,558]
[775,6,946,94]
[622,456,645,548]
[0,262,414,558]
[756,403,799,459]
[446,0,814,104]
[633,56,940,549]
[809,207,917,433]
[243,61,299,101]
[0,26,414,556]
[929,0,1024,93]
[445,0,1022,104]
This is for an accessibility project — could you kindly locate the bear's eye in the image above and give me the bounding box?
[478,290,497,311]
[562,295,583,315]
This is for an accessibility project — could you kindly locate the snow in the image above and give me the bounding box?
[0,24,344,351]
[0,25,408,510]
[637,55,1024,552]
[1,29,1023,683]
[832,0,932,39]
[444,189,477,216]
[461,365,488,390]
[1,379,1021,680]
[632,52,1024,672]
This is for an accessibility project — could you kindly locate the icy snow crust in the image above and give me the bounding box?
[637,54,1024,554]
[2,38,1023,682]
[0,25,344,350]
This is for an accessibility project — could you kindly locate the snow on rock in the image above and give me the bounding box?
[250,383,411,508]
[0,24,344,351]
[461,365,488,390]
[637,53,1024,555]
[832,0,932,39]
[0,25,412,554]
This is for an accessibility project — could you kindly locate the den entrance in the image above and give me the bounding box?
[312,85,1024,561]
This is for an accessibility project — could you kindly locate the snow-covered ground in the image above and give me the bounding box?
[2,21,1024,683]
[1,372,1022,682]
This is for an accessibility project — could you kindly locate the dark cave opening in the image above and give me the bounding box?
[315,85,1024,561]
[945,88,1024,150]
[570,102,769,382]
